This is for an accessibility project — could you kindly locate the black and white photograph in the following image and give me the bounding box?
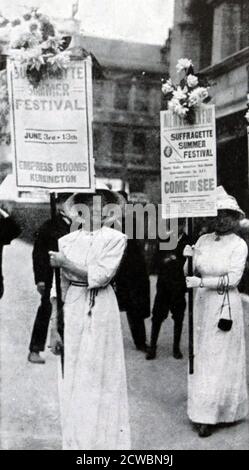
[0,0,249,456]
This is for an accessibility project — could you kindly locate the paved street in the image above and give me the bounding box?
[0,239,249,450]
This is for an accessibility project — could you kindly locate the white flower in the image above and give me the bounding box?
[47,50,71,70]
[0,22,11,42]
[10,25,27,48]
[187,74,198,88]
[173,85,188,101]
[9,47,27,62]
[188,89,200,107]
[198,87,209,101]
[176,58,193,73]
[176,106,188,118]
[162,79,174,95]
[10,22,41,48]
[41,35,63,52]
[188,87,209,107]
[27,19,41,33]
[245,110,249,123]
[168,98,179,111]
[25,46,45,70]
[168,98,188,117]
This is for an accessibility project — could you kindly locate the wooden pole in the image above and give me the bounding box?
[188,217,194,374]
[50,193,64,376]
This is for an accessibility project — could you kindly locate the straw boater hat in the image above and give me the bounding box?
[216,186,245,217]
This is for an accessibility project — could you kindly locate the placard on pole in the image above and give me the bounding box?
[160,104,217,219]
[160,104,217,374]
[7,56,96,374]
[7,56,95,194]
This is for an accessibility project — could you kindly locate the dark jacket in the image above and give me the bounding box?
[237,226,249,295]
[0,215,21,245]
[115,238,150,319]
[0,215,21,281]
[153,232,190,289]
[32,213,70,287]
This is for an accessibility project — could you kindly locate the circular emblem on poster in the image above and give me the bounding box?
[163,146,173,158]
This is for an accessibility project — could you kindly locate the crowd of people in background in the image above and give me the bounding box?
[1,184,249,449]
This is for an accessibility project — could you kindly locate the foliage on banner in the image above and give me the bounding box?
[161,58,210,124]
[1,8,71,87]
[0,70,10,144]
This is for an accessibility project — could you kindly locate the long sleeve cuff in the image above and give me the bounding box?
[0,209,9,218]
[202,275,238,289]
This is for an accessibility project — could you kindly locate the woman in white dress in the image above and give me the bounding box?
[186,187,248,437]
[49,190,131,450]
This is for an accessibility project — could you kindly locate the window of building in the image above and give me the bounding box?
[93,128,101,154]
[114,82,130,110]
[241,1,249,50]
[132,132,146,155]
[129,178,145,193]
[93,81,103,108]
[224,2,241,58]
[218,1,247,59]
[112,131,127,160]
[134,84,149,113]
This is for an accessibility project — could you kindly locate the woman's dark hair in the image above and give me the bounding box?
[217,209,241,221]
[56,192,72,204]
[73,190,117,207]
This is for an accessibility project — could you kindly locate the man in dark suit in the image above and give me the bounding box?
[0,205,21,298]
[115,237,150,351]
[114,192,150,352]
[28,193,71,364]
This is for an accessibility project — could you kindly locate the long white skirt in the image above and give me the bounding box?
[58,284,131,450]
[188,287,248,424]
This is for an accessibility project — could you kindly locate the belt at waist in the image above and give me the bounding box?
[70,281,88,287]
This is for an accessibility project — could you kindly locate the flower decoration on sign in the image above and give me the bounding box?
[0,70,10,144]
[244,94,249,123]
[3,8,72,87]
[162,58,210,124]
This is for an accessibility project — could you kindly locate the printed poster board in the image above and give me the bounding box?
[160,105,217,218]
[7,57,95,193]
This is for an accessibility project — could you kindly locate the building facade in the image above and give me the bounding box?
[169,0,249,215]
[80,35,164,201]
